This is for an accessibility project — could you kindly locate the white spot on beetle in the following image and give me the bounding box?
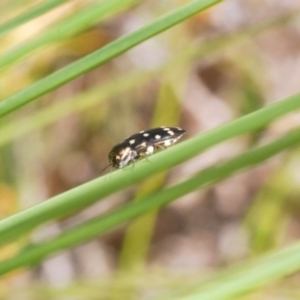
[146,146,154,154]
[129,139,135,144]
[164,140,172,147]
[168,131,174,136]
[155,134,161,139]
[143,133,149,137]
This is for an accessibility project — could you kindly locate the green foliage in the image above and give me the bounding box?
[1,125,300,277]
[0,0,218,116]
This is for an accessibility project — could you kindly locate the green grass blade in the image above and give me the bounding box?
[0,0,67,38]
[245,161,293,253]
[118,81,184,272]
[0,0,220,117]
[168,242,300,300]
[0,126,299,276]
[0,72,153,148]
[0,0,140,69]
[0,93,299,246]
[0,10,294,148]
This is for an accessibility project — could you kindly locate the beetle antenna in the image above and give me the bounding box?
[100,164,112,174]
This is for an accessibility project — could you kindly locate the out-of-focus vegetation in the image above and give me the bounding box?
[0,0,300,299]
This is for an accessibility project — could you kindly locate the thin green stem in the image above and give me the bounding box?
[0,126,299,276]
[0,0,220,117]
[0,0,140,69]
[0,0,67,38]
[0,93,299,246]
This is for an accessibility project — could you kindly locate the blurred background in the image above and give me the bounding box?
[1,0,300,299]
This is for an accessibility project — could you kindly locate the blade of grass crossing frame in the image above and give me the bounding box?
[118,82,184,273]
[0,0,141,69]
[0,0,67,38]
[0,0,220,117]
[0,94,299,247]
[0,126,300,276]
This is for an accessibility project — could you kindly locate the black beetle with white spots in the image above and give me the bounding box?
[108,126,186,169]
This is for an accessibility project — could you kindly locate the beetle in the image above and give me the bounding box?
[108,126,186,169]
